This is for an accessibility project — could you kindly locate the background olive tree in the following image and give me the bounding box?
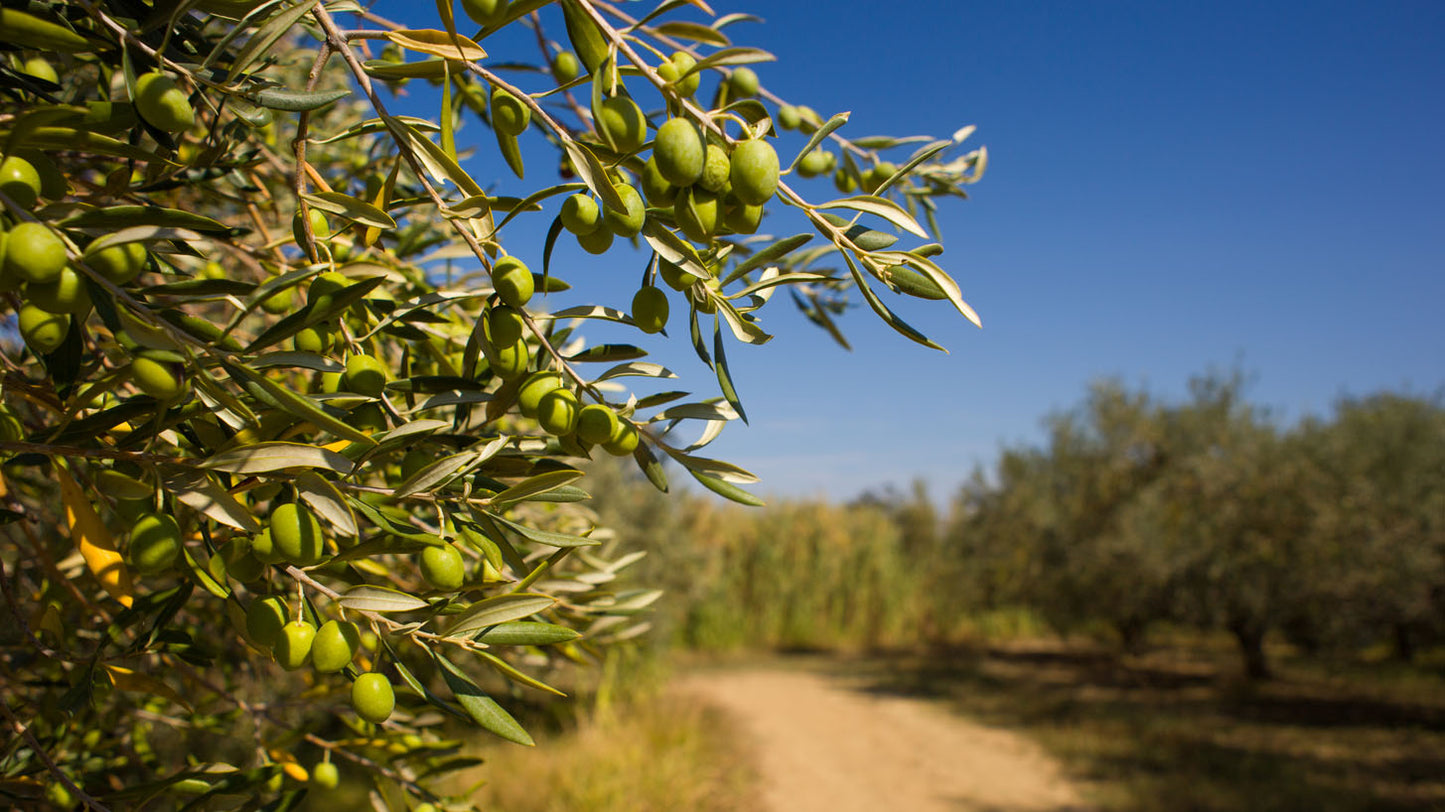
[0,0,985,807]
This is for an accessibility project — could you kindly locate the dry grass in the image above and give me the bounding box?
[453,689,760,812]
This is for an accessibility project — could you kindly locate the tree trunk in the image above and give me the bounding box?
[1229,619,1271,680]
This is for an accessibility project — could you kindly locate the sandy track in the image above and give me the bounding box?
[679,666,1092,812]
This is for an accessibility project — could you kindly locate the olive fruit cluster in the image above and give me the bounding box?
[246,594,389,722]
[649,118,779,244]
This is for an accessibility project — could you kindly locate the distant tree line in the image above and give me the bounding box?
[948,371,1445,678]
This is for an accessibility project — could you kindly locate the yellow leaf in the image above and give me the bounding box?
[102,664,193,711]
[385,29,486,61]
[55,462,134,608]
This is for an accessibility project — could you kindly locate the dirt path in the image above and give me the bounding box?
[678,665,1092,812]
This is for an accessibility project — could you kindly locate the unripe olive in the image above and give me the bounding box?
[517,371,563,417]
[724,201,763,235]
[19,305,68,355]
[796,105,823,134]
[797,149,832,178]
[657,259,693,291]
[560,193,601,235]
[84,241,148,285]
[674,188,719,243]
[777,104,801,131]
[491,86,530,136]
[0,408,24,444]
[129,513,182,575]
[27,267,92,315]
[460,0,508,27]
[274,620,316,670]
[486,336,530,380]
[728,66,758,98]
[219,539,265,582]
[292,208,331,254]
[602,420,640,456]
[492,256,533,307]
[834,168,858,194]
[0,155,41,209]
[598,95,647,154]
[487,304,525,346]
[351,672,395,723]
[575,404,620,445]
[293,325,332,354]
[16,150,67,200]
[729,139,780,205]
[863,162,897,194]
[134,72,195,133]
[4,222,68,284]
[270,502,325,565]
[350,403,388,433]
[536,388,579,435]
[260,284,296,314]
[131,356,189,401]
[603,183,646,237]
[420,543,466,590]
[551,50,580,83]
[640,156,677,206]
[666,51,699,97]
[311,761,340,790]
[250,528,284,565]
[343,354,388,397]
[631,286,669,334]
[698,144,730,193]
[576,225,614,254]
[246,596,289,651]
[653,118,704,187]
[311,619,361,673]
[308,271,350,305]
[21,57,59,85]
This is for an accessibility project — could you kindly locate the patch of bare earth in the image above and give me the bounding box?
[679,666,1093,812]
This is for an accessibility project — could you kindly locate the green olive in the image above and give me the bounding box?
[777,104,800,131]
[246,596,289,651]
[631,286,669,334]
[307,271,350,305]
[27,267,92,315]
[728,67,758,98]
[724,201,763,235]
[863,162,897,194]
[4,222,68,284]
[698,144,731,193]
[640,156,677,207]
[128,513,183,575]
[834,168,858,194]
[16,150,66,200]
[674,188,719,243]
[796,149,832,178]
[351,672,395,723]
[517,371,563,417]
[486,335,530,380]
[657,259,694,291]
[0,155,41,209]
[601,420,640,456]
[729,139,780,206]
[310,761,340,790]
[598,95,647,154]
[131,355,189,401]
[270,502,325,565]
[343,353,388,397]
[274,620,316,670]
[560,193,601,235]
[21,57,59,85]
[84,241,148,285]
[575,403,619,445]
[492,256,533,307]
[0,408,25,444]
[666,51,700,97]
[491,86,530,136]
[536,387,579,435]
[260,284,296,314]
[350,403,388,433]
[576,225,614,254]
[220,539,265,582]
[134,72,195,133]
[551,50,580,84]
[250,528,284,565]
[487,304,526,346]
[293,325,332,354]
[603,183,646,237]
[653,118,704,187]
[311,619,361,673]
[420,543,466,590]
[461,0,509,27]
[18,305,69,355]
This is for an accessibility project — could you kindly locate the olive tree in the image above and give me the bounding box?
[0,0,985,807]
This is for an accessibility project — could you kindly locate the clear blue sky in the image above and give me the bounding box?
[381,0,1445,504]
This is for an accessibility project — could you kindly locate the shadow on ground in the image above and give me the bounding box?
[819,640,1445,812]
